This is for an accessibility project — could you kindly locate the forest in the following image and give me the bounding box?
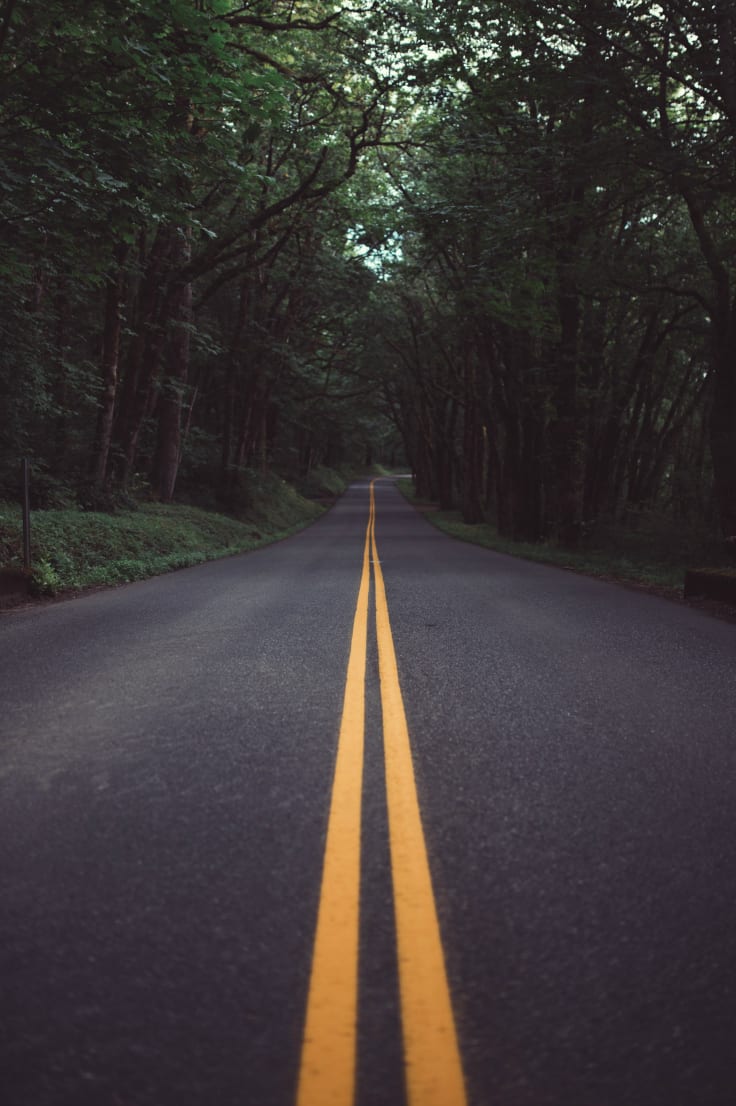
[2,0,735,553]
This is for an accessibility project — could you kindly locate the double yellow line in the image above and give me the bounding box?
[296,481,467,1106]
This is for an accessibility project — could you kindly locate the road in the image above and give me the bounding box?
[2,479,736,1106]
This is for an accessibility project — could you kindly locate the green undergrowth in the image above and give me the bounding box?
[296,463,353,499]
[0,472,323,596]
[397,480,733,595]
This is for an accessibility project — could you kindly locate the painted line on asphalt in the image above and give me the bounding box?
[370,481,467,1106]
[297,481,466,1106]
[296,490,373,1106]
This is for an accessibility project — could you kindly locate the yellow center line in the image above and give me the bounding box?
[370,481,468,1106]
[296,492,373,1106]
[296,481,466,1106]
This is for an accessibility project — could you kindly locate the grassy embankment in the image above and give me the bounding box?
[397,479,735,598]
[0,467,348,599]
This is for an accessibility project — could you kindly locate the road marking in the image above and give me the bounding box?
[370,481,467,1106]
[297,481,466,1106]
[295,495,373,1106]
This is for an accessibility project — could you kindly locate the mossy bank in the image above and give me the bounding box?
[397,479,736,604]
[0,469,340,604]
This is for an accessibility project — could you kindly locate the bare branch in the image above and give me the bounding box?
[224,10,345,33]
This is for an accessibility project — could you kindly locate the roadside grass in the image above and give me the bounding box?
[0,472,323,597]
[396,479,733,596]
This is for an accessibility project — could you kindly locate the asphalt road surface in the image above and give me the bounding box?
[2,479,736,1106]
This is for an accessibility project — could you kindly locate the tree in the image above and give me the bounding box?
[0,0,404,503]
[364,0,722,544]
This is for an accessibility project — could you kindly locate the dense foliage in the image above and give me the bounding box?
[375,0,736,544]
[0,0,401,510]
[2,0,735,547]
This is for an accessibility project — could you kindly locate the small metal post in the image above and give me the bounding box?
[21,458,31,571]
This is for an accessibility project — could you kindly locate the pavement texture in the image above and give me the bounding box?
[1,479,736,1106]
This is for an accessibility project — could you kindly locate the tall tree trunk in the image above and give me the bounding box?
[113,228,172,487]
[148,86,195,502]
[152,230,192,501]
[53,276,69,467]
[461,371,484,525]
[220,276,251,491]
[89,242,128,489]
[436,398,457,510]
[499,415,521,539]
[549,267,584,547]
[677,180,736,535]
[710,306,736,535]
[517,412,544,542]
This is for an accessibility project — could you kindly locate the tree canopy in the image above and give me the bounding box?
[1,0,734,541]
